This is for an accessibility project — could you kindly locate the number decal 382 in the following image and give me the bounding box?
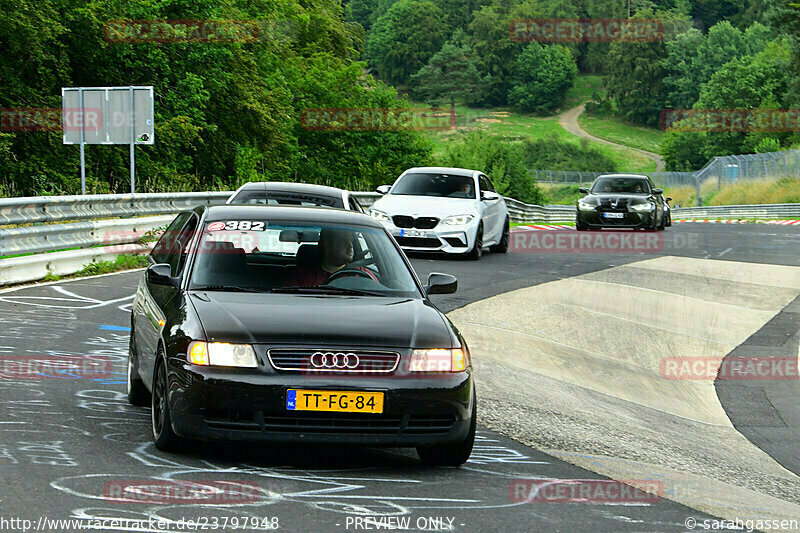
[208,221,266,232]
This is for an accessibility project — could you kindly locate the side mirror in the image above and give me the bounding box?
[652,188,664,194]
[425,273,457,295]
[147,263,178,288]
[579,188,589,194]
[376,185,392,195]
[480,191,500,201]
[666,197,673,202]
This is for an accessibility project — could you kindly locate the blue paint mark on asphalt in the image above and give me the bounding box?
[99,325,131,332]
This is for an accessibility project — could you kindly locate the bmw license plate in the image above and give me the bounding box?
[603,212,625,219]
[287,389,384,413]
[399,229,428,238]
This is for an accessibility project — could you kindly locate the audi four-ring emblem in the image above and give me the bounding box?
[310,352,360,369]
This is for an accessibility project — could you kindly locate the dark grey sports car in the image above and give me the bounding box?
[576,174,667,231]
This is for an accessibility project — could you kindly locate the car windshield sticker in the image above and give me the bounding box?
[207,221,267,231]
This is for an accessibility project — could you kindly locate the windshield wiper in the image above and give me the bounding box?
[191,285,265,293]
[269,286,386,297]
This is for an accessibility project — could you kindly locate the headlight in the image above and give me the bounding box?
[630,202,655,212]
[578,200,598,211]
[187,341,257,368]
[369,209,391,222]
[409,348,469,372]
[443,214,475,225]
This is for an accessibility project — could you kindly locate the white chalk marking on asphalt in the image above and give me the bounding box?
[717,248,733,257]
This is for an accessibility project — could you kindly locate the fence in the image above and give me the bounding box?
[1,190,797,286]
[532,148,800,204]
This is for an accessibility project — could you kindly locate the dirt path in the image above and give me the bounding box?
[559,104,665,172]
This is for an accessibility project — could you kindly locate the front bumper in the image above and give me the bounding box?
[166,357,474,446]
[577,209,655,229]
[378,218,479,254]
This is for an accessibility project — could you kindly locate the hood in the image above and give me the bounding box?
[582,192,653,207]
[189,292,455,349]
[371,194,480,218]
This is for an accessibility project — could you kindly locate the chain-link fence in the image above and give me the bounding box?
[531,149,800,205]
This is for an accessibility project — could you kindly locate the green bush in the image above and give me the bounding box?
[435,132,545,205]
[519,137,617,173]
[508,43,577,114]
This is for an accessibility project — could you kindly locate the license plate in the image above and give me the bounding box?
[287,389,384,413]
[603,212,625,219]
[399,229,427,238]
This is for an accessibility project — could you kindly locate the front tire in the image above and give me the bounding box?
[152,352,183,452]
[417,394,477,467]
[467,224,483,260]
[490,218,509,253]
[127,328,149,407]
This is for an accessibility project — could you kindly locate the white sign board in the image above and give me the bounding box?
[62,86,154,145]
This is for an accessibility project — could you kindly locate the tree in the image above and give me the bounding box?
[663,28,705,109]
[436,132,545,205]
[507,43,577,114]
[466,5,523,106]
[695,38,791,156]
[410,31,486,127]
[365,0,449,85]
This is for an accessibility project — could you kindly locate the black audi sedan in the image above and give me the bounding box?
[576,174,667,231]
[128,205,475,466]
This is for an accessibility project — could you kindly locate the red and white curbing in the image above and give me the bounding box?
[513,225,575,231]
[674,219,799,225]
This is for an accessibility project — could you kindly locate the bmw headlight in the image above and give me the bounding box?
[578,199,598,211]
[630,202,655,212]
[443,214,475,225]
[369,209,391,222]
[187,341,258,368]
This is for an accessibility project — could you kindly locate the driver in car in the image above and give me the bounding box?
[284,228,378,287]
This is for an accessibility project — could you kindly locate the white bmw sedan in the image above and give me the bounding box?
[369,167,510,260]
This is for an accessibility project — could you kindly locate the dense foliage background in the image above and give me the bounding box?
[0,0,797,197]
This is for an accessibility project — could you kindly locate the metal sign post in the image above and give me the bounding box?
[62,86,154,194]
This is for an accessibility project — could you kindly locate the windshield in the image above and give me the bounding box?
[229,190,342,208]
[189,220,419,297]
[590,178,651,194]
[390,173,476,198]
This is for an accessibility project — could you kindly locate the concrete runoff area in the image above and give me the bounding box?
[448,256,800,523]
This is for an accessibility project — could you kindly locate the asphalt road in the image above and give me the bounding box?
[0,223,797,533]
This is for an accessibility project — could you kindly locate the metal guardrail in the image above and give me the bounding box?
[0,192,229,225]
[1,190,797,286]
[671,204,800,219]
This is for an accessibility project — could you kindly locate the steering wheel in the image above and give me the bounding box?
[324,267,379,284]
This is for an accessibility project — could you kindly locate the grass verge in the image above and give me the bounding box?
[577,112,664,155]
[37,254,150,283]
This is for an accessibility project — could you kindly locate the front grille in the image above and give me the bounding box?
[267,349,400,373]
[203,410,457,436]
[392,216,439,229]
[599,198,629,210]
[395,236,441,248]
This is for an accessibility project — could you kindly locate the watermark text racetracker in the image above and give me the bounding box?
[661,356,800,381]
[509,479,663,503]
[301,108,453,132]
[104,19,261,43]
[0,108,102,132]
[661,108,800,132]
[510,18,664,42]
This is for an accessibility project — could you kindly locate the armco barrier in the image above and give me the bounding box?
[1,190,797,286]
[671,204,800,220]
